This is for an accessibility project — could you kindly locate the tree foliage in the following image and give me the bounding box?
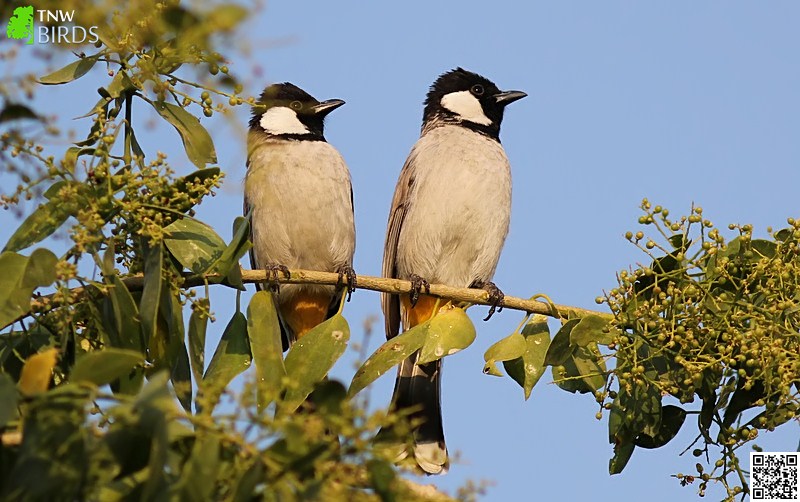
[1,1,798,501]
[0,1,464,500]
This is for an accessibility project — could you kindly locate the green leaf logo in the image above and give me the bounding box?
[6,5,35,45]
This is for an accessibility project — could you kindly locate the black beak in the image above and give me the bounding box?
[312,99,345,116]
[493,90,527,106]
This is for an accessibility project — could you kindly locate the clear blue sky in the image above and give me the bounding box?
[2,2,800,500]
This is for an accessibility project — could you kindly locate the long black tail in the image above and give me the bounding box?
[391,353,449,474]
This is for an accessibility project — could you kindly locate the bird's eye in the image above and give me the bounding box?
[290,101,302,110]
[470,84,484,96]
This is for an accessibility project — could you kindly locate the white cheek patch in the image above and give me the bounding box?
[440,90,492,126]
[259,107,310,135]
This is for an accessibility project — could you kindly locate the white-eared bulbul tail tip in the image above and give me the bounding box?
[245,82,356,352]
[381,68,525,475]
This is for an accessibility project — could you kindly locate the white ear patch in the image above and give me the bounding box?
[440,90,492,126]
[259,107,310,135]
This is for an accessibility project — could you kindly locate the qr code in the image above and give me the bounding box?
[751,452,799,501]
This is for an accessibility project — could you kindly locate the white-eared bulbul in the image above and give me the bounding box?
[382,68,526,474]
[245,83,356,350]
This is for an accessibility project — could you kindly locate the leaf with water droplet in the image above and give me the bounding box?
[281,313,349,414]
[201,311,251,412]
[503,315,551,399]
[570,314,613,346]
[349,322,429,397]
[483,332,526,377]
[247,291,284,411]
[418,306,476,365]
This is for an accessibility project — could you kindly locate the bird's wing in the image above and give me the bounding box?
[243,192,261,291]
[324,174,355,326]
[382,153,417,340]
[244,161,292,350]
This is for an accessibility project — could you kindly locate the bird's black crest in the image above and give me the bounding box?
[257,82,318,104]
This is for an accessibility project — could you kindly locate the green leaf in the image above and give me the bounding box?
[164,217,227,274]
[571,343,607,392]
[139,241,163,347]
[172,341,192,413]
[22,248,58,289]
[418,307,476,365]
[201,312,251,411]
[75,96,111,119]
[3,200,71,252]
[0,252,30,329]
[308,380,347,415]
[170,167,222,214]
[747,402,798,430]
[569,314,613,346]
[104,275,143,352]
[281,314,350,414]
[553,342,606,394]
[0,373,18,427]
[367,459,397,500]
[609,441,635,475]
[178,436,220,501]
[232,461,266,502]
[543,318,579,366]
[152,100,217,168]
[668,234,689,251]
[43,180,70,199]
[503,315,551,399]
[349,322,428,397]
[614,381,663,439]
[634,405,686,449]
[247,291,285,411]
[552,359,589,394]
[106,70,136,98]
[209,216,251,288]
[71,348,144,386]
[483,332,526,377]
[608,394,636,475]
[188,299,209,385]
[723,380,766,428]
[0,249,58,329]
[38,56,99,85]
[103,273,145,395]
[174,167,221,193]
[61,148,95,171]
[750,239,777,259]
[130,127,145,162]
[0,103,39,123]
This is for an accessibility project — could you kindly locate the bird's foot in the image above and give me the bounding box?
[473,280,504,321]
[408,274,431,307]
[265,264,291,292]
[336,265,357,301]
